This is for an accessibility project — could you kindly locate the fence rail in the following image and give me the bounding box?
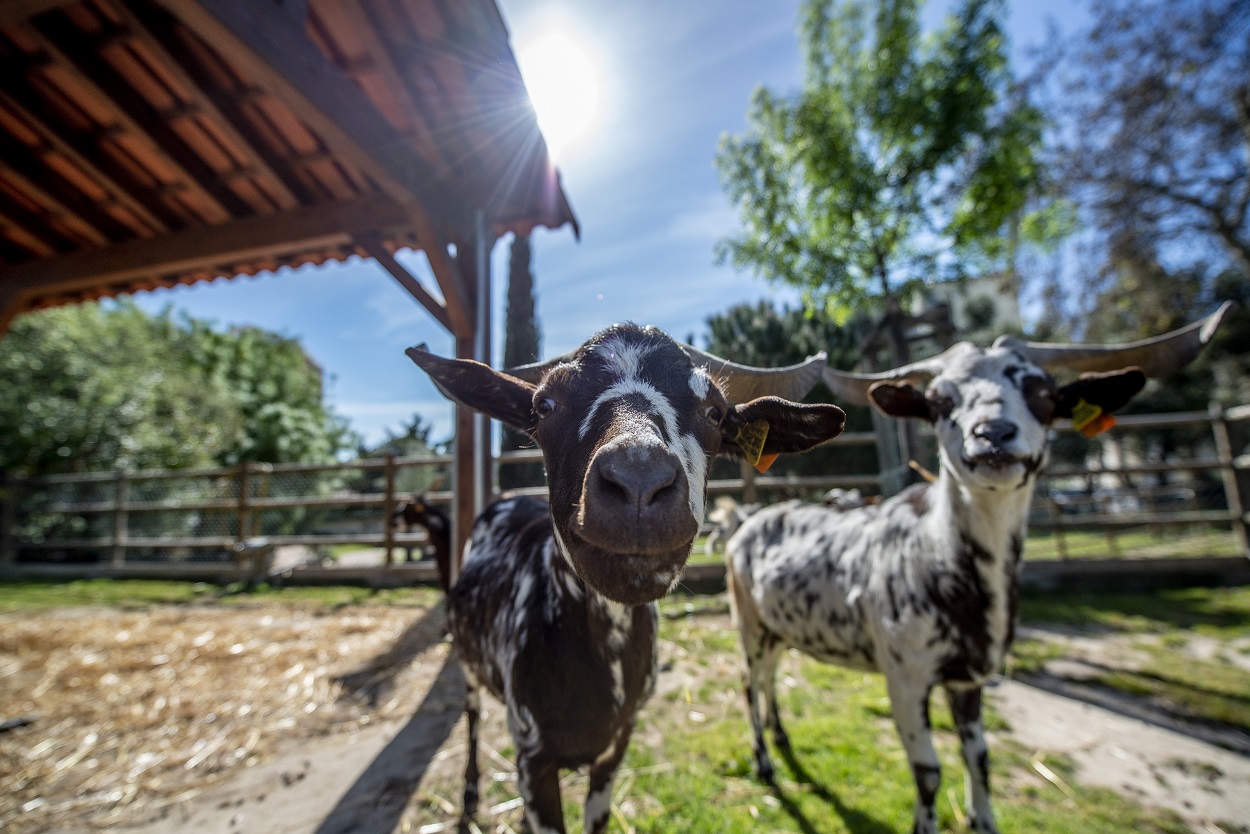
[2,405,1248,579]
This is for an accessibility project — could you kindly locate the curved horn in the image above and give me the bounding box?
[994,301,1232,378]
[676,343,828,403]
[504,350,577,384]
[508,343,829,404]
[820,347,969,407]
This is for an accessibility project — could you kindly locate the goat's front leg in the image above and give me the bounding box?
[584,723,632,834]
[461,676,482,820]
[945,685,999,833]
[887,675,941,834]
[739,629,781,783]
[517,752,565,834]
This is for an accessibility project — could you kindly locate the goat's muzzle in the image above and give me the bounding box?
[566,441,699,604]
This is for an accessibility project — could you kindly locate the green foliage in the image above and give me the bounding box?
[716,0,1044,319]
[703,300,876,483]
[0,302,240,475]
[0,301,354,477]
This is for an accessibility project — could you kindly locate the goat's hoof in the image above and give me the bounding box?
[967,815,999,834]
[756,760,776,785]
[773,729,791,749]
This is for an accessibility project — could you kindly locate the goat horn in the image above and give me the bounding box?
[675,344,828,404]
[506,344,828,404]
[821,350,960,407]
[993,301,1232,378]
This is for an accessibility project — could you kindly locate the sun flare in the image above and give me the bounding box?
[518,30,600,161]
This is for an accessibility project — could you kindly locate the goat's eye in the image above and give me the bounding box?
[534,397,556,419]
[704,404,723,424]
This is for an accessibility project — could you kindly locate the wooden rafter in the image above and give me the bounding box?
[356,232,452,332]
[0,130,121,246]
[3,193,407,301]
[0,90,169,236]
[23,14,251,220]
[154,0,474,232]
[108,1,302,212]
[0,204,58,258]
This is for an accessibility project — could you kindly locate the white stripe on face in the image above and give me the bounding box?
[578,377,680,442]
[689,367,711,398]
[674,431,708,520]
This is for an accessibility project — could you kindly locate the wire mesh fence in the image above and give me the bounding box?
[1,405,1247,574]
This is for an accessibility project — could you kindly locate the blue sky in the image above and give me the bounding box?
[133,0,1083,447]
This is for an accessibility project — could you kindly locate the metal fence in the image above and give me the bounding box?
[2,405,1248,580]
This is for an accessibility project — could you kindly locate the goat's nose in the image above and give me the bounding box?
[594,446,679,508]
[973,419,1018,447]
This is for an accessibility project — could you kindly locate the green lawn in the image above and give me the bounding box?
[5,579,1246,834]
[1013,585,1250,733]
[691,525,1241,565]
[0,577,442,612]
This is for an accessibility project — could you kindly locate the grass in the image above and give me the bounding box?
[1013,585,1250,734]
[6,579,1247,833]
[691,526,1241,566]
[587,597,1200,834]
[0,578,442,612]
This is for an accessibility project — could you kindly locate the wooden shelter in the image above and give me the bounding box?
[0,0,579,559]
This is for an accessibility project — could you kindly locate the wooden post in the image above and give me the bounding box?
[1,474,18,566]
[452,332,476,586]
[382,454,396,567]
[1210,404,1249,555]
[111,471,129,568]
[237,462,253,543]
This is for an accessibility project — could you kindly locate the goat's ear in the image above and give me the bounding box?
[869,381,935,422]
[721,398,846,457]
[1054,367,1147,419]
[405,345,538,431]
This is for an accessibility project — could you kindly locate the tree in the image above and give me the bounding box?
[500,233,545,490]
[0,301,355,477]
[702,300,874,484]
[716,0,1045,361]
[1045,0,1250,279]
[183,321,355,465]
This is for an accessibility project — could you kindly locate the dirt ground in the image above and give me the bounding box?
[3,600,1248,834]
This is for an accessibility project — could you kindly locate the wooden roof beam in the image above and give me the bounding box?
[153,0,475,234]
[356,232,452,332]
[17,18,244,222]
[11,21,235,223]
[0,81,185,231]
[0,0,73,29]
[2,193,408,303]
[0,90,170,236]
[0,130,123,246]
[0,206,59,258]
[109,1,304,212]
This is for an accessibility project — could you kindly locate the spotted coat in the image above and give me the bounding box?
[727,342,1147,834]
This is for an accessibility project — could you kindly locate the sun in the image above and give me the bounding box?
[518,30,600,161]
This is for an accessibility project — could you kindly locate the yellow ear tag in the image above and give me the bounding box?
[734,419,772,471]
[1071,398,1116,438]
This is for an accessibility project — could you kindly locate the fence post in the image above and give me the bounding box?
[237,462,253,543]
[382,454,396,566]
[1,474,18,566]
[1210,404,1249,556]
[111,471,129,568]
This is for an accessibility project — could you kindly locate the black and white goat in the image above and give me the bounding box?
[406,324,846,834]
[705,496,762,555]
[389,494,451,589]
[725,306,1228,834]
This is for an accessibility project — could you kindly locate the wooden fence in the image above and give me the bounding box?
[2,405,1248,583]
